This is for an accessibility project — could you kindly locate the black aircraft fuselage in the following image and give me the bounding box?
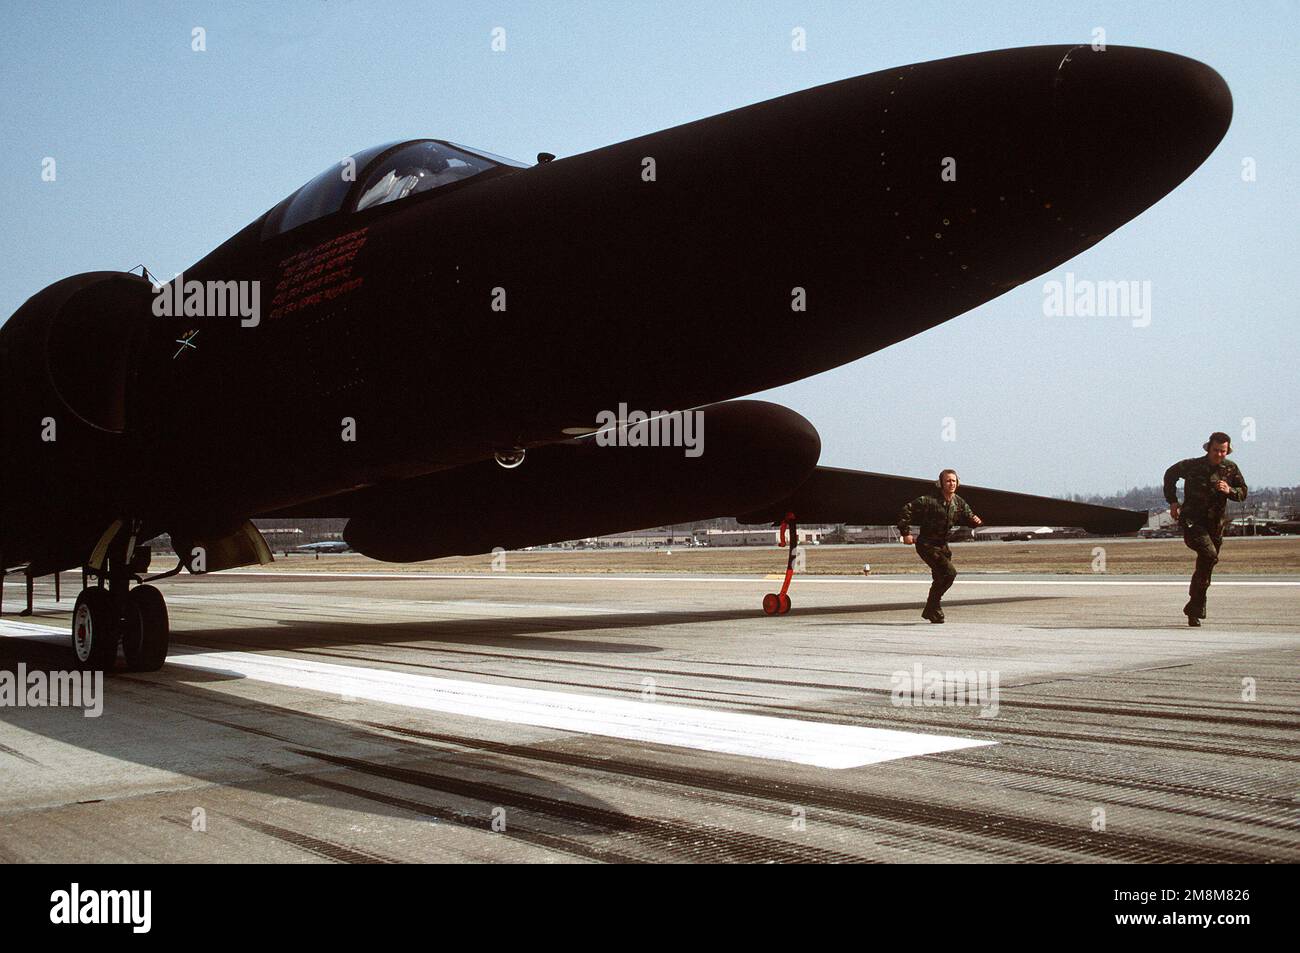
[2,46,1230,629]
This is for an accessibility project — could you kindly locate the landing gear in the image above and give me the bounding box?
[762,591,791,615]
[761,512,797,616]
[71,521,175,672]
[122,585,169,671]
[72,587,118,671]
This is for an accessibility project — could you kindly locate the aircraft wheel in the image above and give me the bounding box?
[72,587,118,671]
[777,593,791,615]
[762,592,779,615]
[122,585,170,672]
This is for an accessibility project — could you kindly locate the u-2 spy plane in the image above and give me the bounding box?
[1,45,1230,670]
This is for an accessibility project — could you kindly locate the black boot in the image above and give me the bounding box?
[922,603,945,623]
[1183,599,1203,626]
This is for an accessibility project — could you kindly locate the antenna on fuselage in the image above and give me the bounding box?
[125,263,159,285]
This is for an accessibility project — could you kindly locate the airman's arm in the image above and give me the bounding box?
[896,499,916,537]
[1162,460,1185,506]
[1229,467,1248,503]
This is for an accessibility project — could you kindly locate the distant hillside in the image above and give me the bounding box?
[1069,484,1299,517]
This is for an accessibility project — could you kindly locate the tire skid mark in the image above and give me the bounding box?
[260,651,783,702]
[232,815,397,863]
[989,699,1300,731]
[992,779,1299,844]
[928,751,1298,806]
[0,742,42,767]
[291,748,874,864]
[363,724,1283,863]
[172,634,859,691]
[344,732,1054,862]
[253,762,644,863]
[846,717,1300,761]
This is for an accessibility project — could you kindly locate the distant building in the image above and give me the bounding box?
[598,530,698,547]
[694,526,826,547]
[847,526,901,544]
[971,525,1055,540]
[1147,509,1175,529]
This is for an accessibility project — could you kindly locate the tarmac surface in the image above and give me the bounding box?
[2,570,1297,863]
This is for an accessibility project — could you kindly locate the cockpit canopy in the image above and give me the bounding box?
[262,139,527,239]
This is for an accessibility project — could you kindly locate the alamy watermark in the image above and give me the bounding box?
[1042,272,1151,328]
[1,664,103,717]
[890,663,999,718]
[152,272,261,327]
[594,404,704,457]
[50,884,150,933]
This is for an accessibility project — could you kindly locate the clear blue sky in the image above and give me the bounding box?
[3,1,1296,495]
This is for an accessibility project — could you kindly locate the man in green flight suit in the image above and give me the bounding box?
[1163,432,1248,626]
[897,469,983,623]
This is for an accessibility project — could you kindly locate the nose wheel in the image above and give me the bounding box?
[761,512,797,615]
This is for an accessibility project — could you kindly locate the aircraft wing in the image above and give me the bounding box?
[735,466,1147,534]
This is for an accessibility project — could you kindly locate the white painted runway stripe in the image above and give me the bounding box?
[0,619,992,768]
[166,649,993,769]
[0,619,65,641]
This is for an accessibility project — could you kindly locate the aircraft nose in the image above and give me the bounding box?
[1051,46,1232,229]
[815,45,1234,306]
[489,45,1234,407]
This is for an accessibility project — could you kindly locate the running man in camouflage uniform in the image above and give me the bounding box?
[1163,432,1247,626]
[897,470,983,623]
